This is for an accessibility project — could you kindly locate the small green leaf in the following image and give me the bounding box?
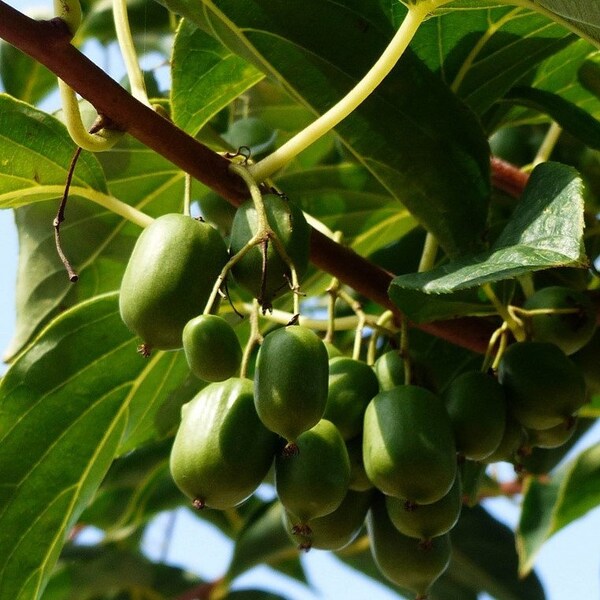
[503,86,600,149]
[171,20,263,136]
[389,162,586,299]
[518,442,600,575]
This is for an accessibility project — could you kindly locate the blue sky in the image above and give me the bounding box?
[1,2,600,599]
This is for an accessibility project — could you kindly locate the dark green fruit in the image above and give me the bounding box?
[254,325,328,442]
[363,385,457,504]
[182,314,242,382]
[275,419,351,525]
[169,378,278,509]
[373,350,405,391]
[498,342,587,430]
[323,357,379,440]
[524,286,596,355]
[367,494,451,598]
[119,214,228,350]
[284,489,373,551]
[198,192,237,235]
[482,415,527,464]
[571,329,600,394]
[386,475,461,541]
[527,417,578,449]
[443,371,507,461]
[346,435,373,492]
[229,194,310,306]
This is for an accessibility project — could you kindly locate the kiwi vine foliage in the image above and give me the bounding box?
[0,0,600,599]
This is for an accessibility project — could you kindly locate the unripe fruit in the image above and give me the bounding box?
[119,214,228,350]
[323,357,379,440]
[363,385,457,504]
[367,494,451,598]
[571,329,600,394]
[527,417,578,449]
[254,325,329,443]
[346,435,373,492]
[498,342,587,430]
[443,371,507,461]
[169,378,278,509]
[275,419,351,526]
[229,195,310,307]
[373,350,405,391]
[182,314,242,382]
[524,286,596,355]
[482,415,527,464]
[284,489,373,551]
[386,475,462,541]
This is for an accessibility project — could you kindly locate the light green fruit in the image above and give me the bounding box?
[367,494,451,598]
[386,475,462,541]
[524,285,596,355]
[254,325,329,442]
[275,419,351,525]
[229,194,310,307]
[284,489,373,551]
[346,435,373,492]
[363,385,457,504]
[119,214,228,350]
[182,314,242,382]
[169,378,278,509]
[443,370,507,461]
[323,357,379,440]
[373,350,405,391]
[498,342,587,430]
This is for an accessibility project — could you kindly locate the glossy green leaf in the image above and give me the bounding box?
[390,162,586,299]
[0,95,107,208]
[158,0,490,257]
[503,86,600,148]
[518,442,600,575]
[171,20,263,136]
[0,294,189,600]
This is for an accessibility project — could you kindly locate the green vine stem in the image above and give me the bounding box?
[54,0,123,151]
[229,163,302,316]
[247,0,449,182]
[417,231,439,273]
[325,276,340,343]
[112,0,150,106]
[366,310,395,366]
[530,122,562,168]
[183,173,192,216]
[482,283,526,342]
[240,299,262,379]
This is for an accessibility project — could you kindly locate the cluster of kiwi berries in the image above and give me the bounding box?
[118,192,597,600]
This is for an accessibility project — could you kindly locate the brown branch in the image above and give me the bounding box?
[0,3,529,354]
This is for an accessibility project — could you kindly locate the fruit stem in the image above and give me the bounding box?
[367,310,395,366]
[228,163,302,316]
[336,288,367,361]
[112,0,150,106]
[530,122,562,169]
[240,299,262,378]
[418,232,439,273]
[183,173,192,216]
[482,283,526,342]
[400,316,412,385]
[246,0,447,181]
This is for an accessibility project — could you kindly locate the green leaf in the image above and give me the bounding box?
[0,294,189,600]
[450,505,546,600]
[410,6,575,116]
[276,163,416,256]
[0,95,107,208]
[389,162,586,299]
[159,0,490,257]
[503,86,600,149]
[0,43,56,105]
[226,501,306,585]
[171,20,263,136]
[517,442,600,575]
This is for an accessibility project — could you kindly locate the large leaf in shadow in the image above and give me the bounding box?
[0,294,190,600]
[530,0,600,47]
[159,0,490,257]
[409,5,575,116]
[390,162,585,304]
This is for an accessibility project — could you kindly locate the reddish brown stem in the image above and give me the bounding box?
[0,3,529,354]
